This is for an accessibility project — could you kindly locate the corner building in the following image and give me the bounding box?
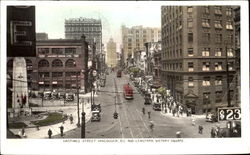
[161,6,237,114]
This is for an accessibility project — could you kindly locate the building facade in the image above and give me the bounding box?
[65,17,102,71]
[106,38,117,67]
[121,25,161,62]
[161,6,237,114]
[7,38,89,95]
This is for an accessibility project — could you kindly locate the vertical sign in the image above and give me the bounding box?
[7,6,36,57]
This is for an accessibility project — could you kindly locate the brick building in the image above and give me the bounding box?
[7,37,89,94]
[161,6,237,114]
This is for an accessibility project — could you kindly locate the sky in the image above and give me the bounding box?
[36,2,162,50]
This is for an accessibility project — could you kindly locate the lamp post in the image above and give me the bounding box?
[81,98,85,138]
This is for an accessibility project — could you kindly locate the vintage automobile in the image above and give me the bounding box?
[91,111,101,122]
[66,93,74,102]
[123,83,134,100]
[153,102,161,111]
[92,103,101,112]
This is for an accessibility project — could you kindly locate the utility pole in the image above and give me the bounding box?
[76,72,80,127]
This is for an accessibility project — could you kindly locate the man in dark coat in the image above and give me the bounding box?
[59,125,64,137]
[48,129,52,138]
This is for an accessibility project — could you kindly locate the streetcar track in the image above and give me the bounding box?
[115,78,134,138]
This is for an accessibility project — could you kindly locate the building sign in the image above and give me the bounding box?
[218,107,241,121]
[7,6,36,57]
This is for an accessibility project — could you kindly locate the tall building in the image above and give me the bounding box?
[65,17,102,70]
[161,6,237,114]
[121,25,161,62]
[106,38,117,67]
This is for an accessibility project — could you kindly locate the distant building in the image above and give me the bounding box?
[36,33,48,40]
[161,6,237,114]
[106,38,117,67]
[121,25,161,63]
[7,37,89,94]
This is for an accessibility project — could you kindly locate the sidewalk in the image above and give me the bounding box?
[10,92,97,139]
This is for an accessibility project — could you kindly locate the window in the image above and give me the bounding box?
[52,48,63,55]
[38,60,49,67]
[228,62,234,70]
[214,6,222,15]
[215,76,222,85]
[215,91,222,103]
[204,6,210,14]
[187,19,193,28]
[52,72,63,77]
[65,72,80,77]
[203,92,211,104]
[227,48,234,57]
[187,6,193,13]
[52,59,63,67]
[202,77,211,86]
[65,48,76,55]
[202,19,210,28]
[214,20,223,29]
[188,33,193,42]
[227,35,234,44]
[188,77,194,87]
[226,21,233,30]
[226,7,232,16]
[65,59,76,67]
[215,62,222,71]
[203,33,210,43]
[38,48,49,55]
[215,48,222,57]
[215,34,222,44]
[202,48,210,56]
[188,48,194,57]
[202,62,210,71]
[39,72,49,78]
[188,62,194,72]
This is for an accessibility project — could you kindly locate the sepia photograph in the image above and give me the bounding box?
[1,0,249,154]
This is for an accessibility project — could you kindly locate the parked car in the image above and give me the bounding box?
[92,103,101,112]
[91,111,101,122]
[153,102,161,111]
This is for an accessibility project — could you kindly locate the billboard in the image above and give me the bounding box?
[7,6,36,57]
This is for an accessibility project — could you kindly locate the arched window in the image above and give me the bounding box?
[38,59,49,68]
[65,59,76,67]
[52,59,63,67]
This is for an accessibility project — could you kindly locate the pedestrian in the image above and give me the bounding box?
[48,129,52,138]
[21,127,25,137]
[176,131,182,138]
[59,125,64,137]
[192,118,196,126]
[142,107,145,115]
[198,125,203,134]
[149,121,154,131]
[70,114,74,124]
[210,127,216,138]
[216,126,222,138]
[148,111,151,119]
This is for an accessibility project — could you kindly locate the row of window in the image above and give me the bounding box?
[65,26,101,32]
[162,61,234,71]
[188,76,234,87]
[38,48,77,55]
[38,71,80,78]
[187,6,233,16]
[202,90,234,105]
[38,59,77,68]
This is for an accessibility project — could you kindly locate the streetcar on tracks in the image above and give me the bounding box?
[123,83,134,100]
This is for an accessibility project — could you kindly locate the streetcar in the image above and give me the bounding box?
[123,83,134,100]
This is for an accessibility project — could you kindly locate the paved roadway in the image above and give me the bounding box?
[83,72,220,138]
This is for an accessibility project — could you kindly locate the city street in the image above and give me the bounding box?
[55,71,225,139]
